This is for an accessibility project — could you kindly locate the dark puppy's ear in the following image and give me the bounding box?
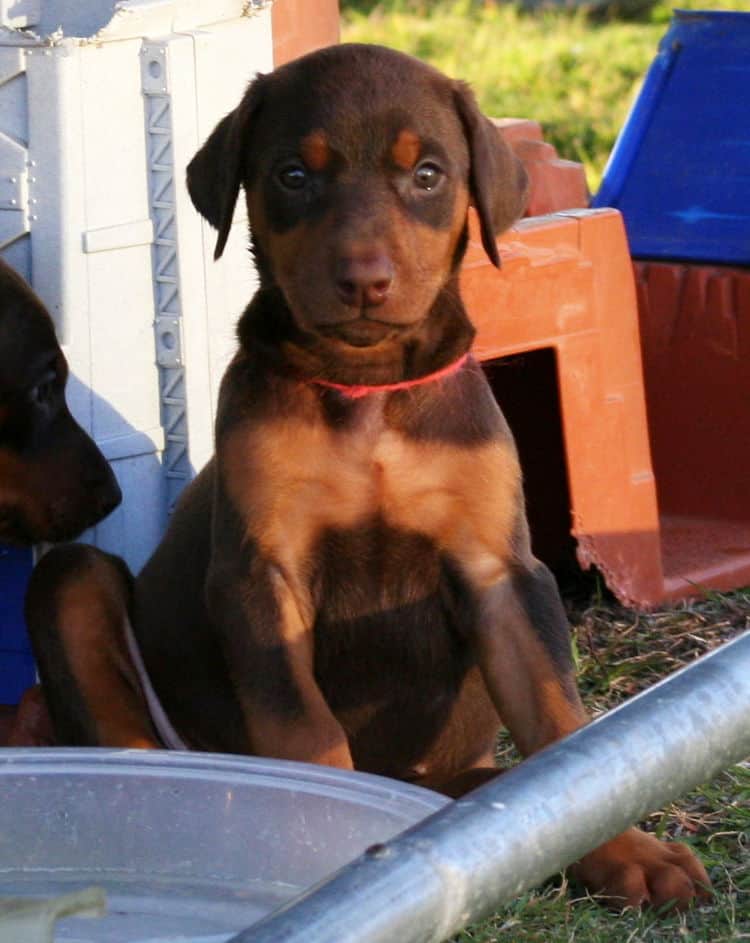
[453,81,529,268]
[186,75,266,260]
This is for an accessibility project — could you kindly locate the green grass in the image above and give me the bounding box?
[341,0,748,190]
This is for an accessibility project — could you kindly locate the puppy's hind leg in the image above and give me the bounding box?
[25,544,160,749]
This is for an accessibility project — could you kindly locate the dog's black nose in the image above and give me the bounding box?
[335,254,393,308]
[97,480,122,519]
[85,464,123,522]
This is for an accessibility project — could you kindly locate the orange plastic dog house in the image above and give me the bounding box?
[634,261,750,599]
[464,208,750,608]
[464,209,662,607]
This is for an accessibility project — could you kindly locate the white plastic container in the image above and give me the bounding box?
[0,748,448,941]
[0,1,272,572]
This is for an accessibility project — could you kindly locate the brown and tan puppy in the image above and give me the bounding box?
[25,45,709,910]
[0,260,121,544]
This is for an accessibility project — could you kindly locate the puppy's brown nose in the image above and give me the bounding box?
[335,254,393,308]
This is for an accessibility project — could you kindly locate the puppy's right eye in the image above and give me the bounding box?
[277,164,308,190]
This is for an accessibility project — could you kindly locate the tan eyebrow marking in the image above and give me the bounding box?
[300,130,331,171]
[391,130,421,170]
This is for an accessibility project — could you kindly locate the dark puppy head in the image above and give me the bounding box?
[187,44,527,380]
[0,261,121,544]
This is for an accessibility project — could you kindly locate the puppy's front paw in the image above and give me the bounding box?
[570,827,711,912]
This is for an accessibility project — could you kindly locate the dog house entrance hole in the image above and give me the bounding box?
[482,348,578,582]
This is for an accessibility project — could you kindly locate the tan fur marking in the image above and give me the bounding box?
[249,707,354,768]
[222,415,374,577]
[300,130,331,171]
[373,430,520,585]
[222,411,519,587]
[391,129,421,170]
[388,181,471,291]
[270,566,315,646]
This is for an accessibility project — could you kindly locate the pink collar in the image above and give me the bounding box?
[312,353,469,399]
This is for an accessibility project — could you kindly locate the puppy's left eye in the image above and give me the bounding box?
[277,164,308,190]
[413,162,443,191]
[29,370,57,408]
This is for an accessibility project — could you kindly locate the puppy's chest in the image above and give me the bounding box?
[223,402,520,581]
[234,413,448,531]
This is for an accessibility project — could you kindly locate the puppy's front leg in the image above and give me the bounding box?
[472,562,587,755]
[206,552,353,770]
[471,560,710,910]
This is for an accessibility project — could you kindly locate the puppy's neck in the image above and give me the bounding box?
[237,281,476,389]
[311,352,470,399]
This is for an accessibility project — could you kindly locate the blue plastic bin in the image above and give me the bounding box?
[593,10,750,265]
[0,544,35,704]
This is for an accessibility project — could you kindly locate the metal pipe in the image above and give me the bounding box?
[231,631,750,943]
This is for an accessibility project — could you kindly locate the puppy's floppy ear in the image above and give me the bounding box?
[453,81,529,268]
[186,75,266,260]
